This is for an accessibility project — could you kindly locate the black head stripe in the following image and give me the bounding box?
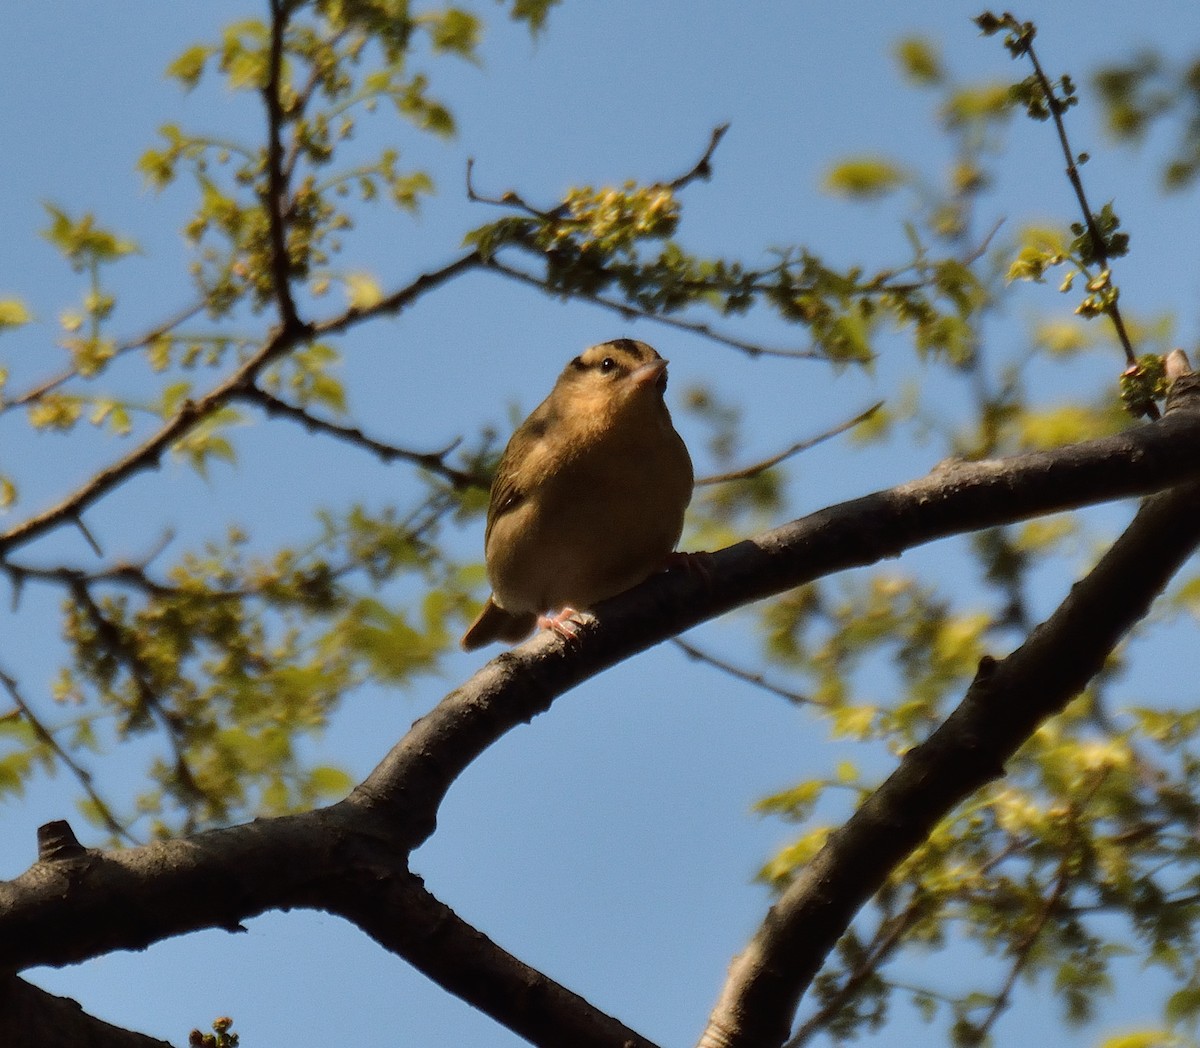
[606,338,644,360]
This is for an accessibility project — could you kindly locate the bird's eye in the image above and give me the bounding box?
[599,357,617,373]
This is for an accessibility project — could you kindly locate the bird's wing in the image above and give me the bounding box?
[483,399,559,546]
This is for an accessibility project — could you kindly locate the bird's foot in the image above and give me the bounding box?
[663,550,714,588]
[537,606,585,643]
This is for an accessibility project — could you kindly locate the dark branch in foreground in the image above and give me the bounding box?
[0,976,172,1048]
[3,393,1200,1047]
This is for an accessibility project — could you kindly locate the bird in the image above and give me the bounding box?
[460,338,694,651]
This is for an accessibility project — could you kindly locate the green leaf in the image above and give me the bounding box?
[166,44,213,89]
[160,381,193,418]
[0,298,32,331]
[505,0,562,33]
[344,272,384,310]
[895,37,943,86]
[424,9,481,57]
[1099,1033,1177,1048]
[823,157,906,199]
[41,204,138,267]
[1166,985,1200,1025]
[307,765,354,800]
[754,780,825,820]
[943,82,1014,127]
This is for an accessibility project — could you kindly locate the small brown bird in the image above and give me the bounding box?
[461,338,694,650]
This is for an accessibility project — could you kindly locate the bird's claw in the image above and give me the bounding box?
[537,607,585,643]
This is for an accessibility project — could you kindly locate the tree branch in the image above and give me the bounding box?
[337,868,661,1048]
[0,976,173,1048]
[235,384,487,489]
[263,0,301,330]
[672,639,810,706]
[696,402,883,486]
[0,301,207,417]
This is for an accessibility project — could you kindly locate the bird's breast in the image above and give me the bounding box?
[486,416,692,615]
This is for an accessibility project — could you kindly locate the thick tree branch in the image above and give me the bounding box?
[337,868,660,1048]
[3,402,1200,1046]
[0,976,172,1048]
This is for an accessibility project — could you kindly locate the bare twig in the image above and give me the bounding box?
[467,122,731,218]
[311,250,484,335]
[466,157,560,219]
[970,851,1072,1040]
[698,402,884,486]
[236,384,488,489]
[673,638,811,705]
[665,122,730,191]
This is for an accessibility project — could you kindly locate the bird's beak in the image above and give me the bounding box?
[630,358,668,390]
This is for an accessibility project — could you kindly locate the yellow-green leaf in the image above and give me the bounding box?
[823,157,906,199]
[345,272,384,310]
[895,37,943,85]
[0,299,32,331]
[307,765,354,800]
[1099,1032,1177,1048]
[166,44,212,89]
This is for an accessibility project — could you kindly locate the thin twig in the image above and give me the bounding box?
[282,25,351,184]
[236,385,487,489]
[466,122,731,219]
[970,850,1072,1040]
[672,638,811,705]
[0,249,486,560]
[68,581,210,826]
[698,401,884,486]
[263,0,301,330]
[785,896,932,1047]
[2,301,207,414]
[664,122,730,191]
[312,250,484,335]
[1004,16,1156,415]
[486,258,823,360]
[466,157,560,219]
[0,666,137,844]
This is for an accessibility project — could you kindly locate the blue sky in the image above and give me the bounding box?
[2,2,1200,1046]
